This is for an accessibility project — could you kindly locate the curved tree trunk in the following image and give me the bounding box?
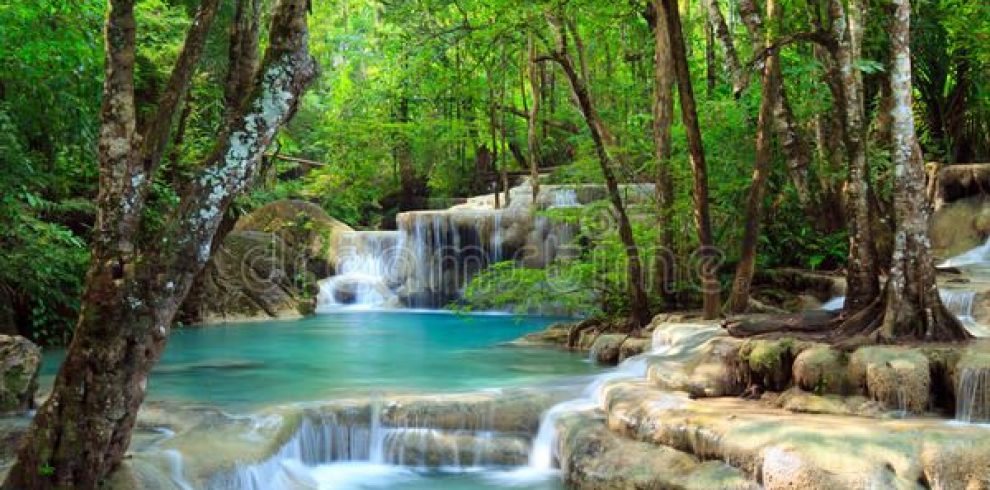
[659,0,721,319]
[2,1,316,487]
[545,14,652,327]
[727,0,779,314]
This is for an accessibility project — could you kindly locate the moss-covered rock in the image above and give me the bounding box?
[792,345,851,395]
[772,387,884,417]
[0,335,40,413]
[849,347,931,414]
[736,338,810,392]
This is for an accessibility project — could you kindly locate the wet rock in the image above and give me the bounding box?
[602,379,989,490]
[920,435,990,489]
[0,335,40,413]
[508,322,571,348]
[953,343,990,422]
[792,345,851,394]
[849,347,931,414]
[930,195,990,260]
[555,409,758,490]
[647,324,743,397]
[772,388,884,417]
[590,334,626,365]
[618,337,651,362]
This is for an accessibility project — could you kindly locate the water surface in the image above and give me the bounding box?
[41,311,596,411]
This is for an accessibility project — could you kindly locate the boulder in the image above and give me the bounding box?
[736,338,809,392]
[648,326,744,398]
[849,347,931,414]
[589,334,626,365]
[0,335,41,413]
[792,345,852,394]
[179,200,353,324]
[930,195,990,260]
[233,200,354,276]
[618,337,651,362]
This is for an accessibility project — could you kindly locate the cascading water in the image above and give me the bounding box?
[216,398,534,489]
[317,231,404,310]
[957,365,990,424]
[525,328,674,473]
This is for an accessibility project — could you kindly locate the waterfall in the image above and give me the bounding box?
[548,188,580,209]
[526,327,675,473]
[217,399,531,490]
[956,366,990,423]
[941,290,976,321]
[317,231,403,310]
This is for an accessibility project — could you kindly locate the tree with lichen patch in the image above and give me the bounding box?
[832,0,969,343]
[1,0,316,487]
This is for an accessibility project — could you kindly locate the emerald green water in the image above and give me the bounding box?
[41,311,596,411]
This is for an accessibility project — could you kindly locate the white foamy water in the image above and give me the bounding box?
[938,237,990,269]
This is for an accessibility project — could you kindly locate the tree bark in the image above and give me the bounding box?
[545,13,652,328]
[225,0,262,118]
[828,0,880,314]
[727,0,779,314]
[659,0,721,320]
[703,0,745,96]
[2,1,316,488]
[646,0,676,305]
[528,34,542,203]
[736,0,813,213]
[868,0,968,341]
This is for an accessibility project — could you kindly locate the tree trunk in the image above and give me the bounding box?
[545,14,652,328]
[646,0,676,305]
[2,1,316,487]
[225,0,262,118]
[727,0,779,314]
[704,15,716,97]
[528,34,542,203]
[855,0,968,342]
[659,0,721,319]
[704,0,745,96]
[736,0,813,213]
[828,0,880,314]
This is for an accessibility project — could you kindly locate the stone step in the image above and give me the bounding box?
[553,408,759,489]
[601,379,990,490]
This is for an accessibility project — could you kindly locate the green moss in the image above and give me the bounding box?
[741,338,795,372]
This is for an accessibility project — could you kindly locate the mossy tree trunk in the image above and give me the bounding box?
[1,1,316,488]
